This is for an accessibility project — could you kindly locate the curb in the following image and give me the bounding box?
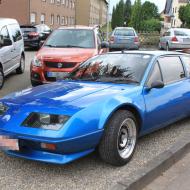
[112,134,190,190]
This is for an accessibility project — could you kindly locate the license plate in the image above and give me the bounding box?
[47,72,68,79]
[0,136,19,151]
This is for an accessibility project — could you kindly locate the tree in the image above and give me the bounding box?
[111,6,116,29]
[130,0,142,31]
[124,0,132,26]
[141,19,161,32]
[117,0,125,27]
[179,6,186,27]
[179,4,190,28]
[141,1,159,21]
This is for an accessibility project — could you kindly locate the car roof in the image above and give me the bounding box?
[108,50,186,57]
[0,18,18,27]
[58,25,95,30]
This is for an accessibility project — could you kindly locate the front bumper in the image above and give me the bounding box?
[0,130,103,164]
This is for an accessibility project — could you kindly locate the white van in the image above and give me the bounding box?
[0,18,25,89]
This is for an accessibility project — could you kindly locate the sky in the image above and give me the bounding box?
[109,0,167,13]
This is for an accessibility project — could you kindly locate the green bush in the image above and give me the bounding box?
[141,19,161,32]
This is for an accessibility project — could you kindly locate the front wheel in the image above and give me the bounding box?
[16,55,25,74]
[0,68,4,90]
[99,110,138,166]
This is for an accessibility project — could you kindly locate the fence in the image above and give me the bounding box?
[138,32,160,47]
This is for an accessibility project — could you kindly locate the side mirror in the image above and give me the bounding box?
[101,41,109,49]
[149,80,164,90]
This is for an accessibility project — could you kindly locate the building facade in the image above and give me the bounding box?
[163,0,189,31]
[76,0,108,26]
[0,0,76,28]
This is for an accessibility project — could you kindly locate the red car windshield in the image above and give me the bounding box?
[45,29,95,49]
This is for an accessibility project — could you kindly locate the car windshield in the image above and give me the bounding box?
[114,29,135,36]
[44,29,95,48]
[66,53,152,84]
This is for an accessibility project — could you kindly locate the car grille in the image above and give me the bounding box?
[45,61,77,69]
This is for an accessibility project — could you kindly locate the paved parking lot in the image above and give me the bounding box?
[0,50,189,190]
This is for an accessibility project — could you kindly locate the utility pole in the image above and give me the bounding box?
[106,0,110,41]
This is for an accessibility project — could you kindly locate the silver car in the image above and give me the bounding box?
[109,27,140,51]
[159,28,190,51]
[0,18,25,89]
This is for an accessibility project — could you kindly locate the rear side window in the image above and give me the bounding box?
[164,31,171,36]
[9,24,22,42]
[182,56,190,76]
[114,29,135,36]
[158,56,185,84]
[174,30,188,36]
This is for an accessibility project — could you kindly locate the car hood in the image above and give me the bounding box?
[37,47,98,63]
[2,81,138,114]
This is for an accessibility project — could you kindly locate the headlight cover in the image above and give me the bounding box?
[32,56,42,67]
[22,113,70,130]
[0,103,8,115]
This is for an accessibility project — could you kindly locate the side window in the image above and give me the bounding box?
[181,56,190,76]
[0,26,11,41]
[164,31,171,36]
[147,62,162,87]
[159,56,185,84]
[9,24,22,42]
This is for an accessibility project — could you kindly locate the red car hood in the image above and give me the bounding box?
[36,47,98,62]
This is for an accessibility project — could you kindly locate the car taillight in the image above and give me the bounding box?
[134,37,139,43]
[109,36,115,43]
[171,36,178,42]
[28,32,39,37]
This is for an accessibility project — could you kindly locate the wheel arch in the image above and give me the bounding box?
[102,103,143,133]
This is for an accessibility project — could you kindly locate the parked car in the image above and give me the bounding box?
[21,24,51,49]
[0,51,190,166]
[159,28,190,51]
[30,26,108,86]
[0,18,25,89]
[109,27,140,51]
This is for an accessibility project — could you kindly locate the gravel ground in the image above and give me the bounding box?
[0,119,189,190]
[0,49,190,190]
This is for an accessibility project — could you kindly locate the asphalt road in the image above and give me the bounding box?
[0,50,189,190]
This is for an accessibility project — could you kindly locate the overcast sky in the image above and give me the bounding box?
[109,0,167,13]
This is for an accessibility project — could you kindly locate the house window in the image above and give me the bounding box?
[61,16,65,25]
[50,0,55,3]
[51,14,54,25]
[41,14,45,24]
[57,15,60,24]
[30,13,36,24]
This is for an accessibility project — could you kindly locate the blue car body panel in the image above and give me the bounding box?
[0,51,190,164]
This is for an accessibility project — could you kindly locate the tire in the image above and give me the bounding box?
[166,43,170,51]
[99,110,138,166]
[158,42,163,50]
[0,68,4,90]
[16,55,25,74]
[31,79,41,87]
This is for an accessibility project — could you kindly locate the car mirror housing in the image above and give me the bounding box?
[149,80,165,90]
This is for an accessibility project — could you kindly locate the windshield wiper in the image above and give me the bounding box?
[61,45,85,48]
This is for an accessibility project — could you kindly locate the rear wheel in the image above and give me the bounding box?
[99,110,138,166]
[16,55,25,74]
[0,68,4,90]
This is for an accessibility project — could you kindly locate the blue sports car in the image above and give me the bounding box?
[0,51,190,166]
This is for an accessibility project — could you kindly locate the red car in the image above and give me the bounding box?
[30,26,108,86]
